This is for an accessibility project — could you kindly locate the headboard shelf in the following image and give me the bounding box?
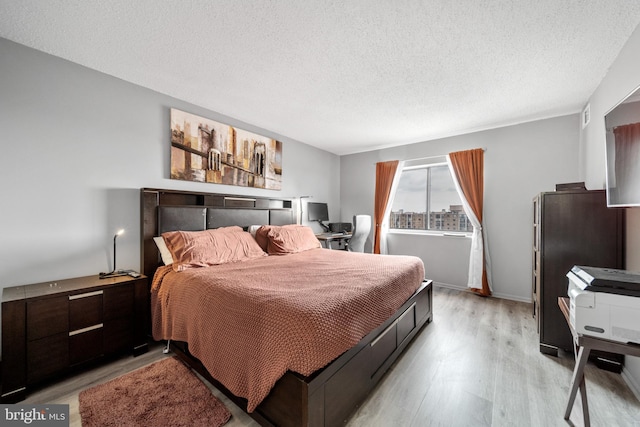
[143,187,292,210]
[140,188,295,278]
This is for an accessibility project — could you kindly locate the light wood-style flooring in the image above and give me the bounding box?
[23,286,640,426]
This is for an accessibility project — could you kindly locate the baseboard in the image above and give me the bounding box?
[622,366,640,402]
[433,282,532,303]
[432,281,466,292]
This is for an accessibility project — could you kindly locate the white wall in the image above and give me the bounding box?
[580,23,640,399]
[341,114,580,302]
[388,233,471,291]
[0,38,340,288]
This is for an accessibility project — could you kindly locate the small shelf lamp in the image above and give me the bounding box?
[299,196,311,224]
[99,229,127,279]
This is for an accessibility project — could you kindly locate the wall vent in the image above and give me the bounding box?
[582,103,591,128]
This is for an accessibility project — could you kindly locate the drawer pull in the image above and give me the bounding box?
[398,302,416,322]
[370,321,396,347]
[69,290,103,300]
[1,387,26,398]
[69,323,103,336]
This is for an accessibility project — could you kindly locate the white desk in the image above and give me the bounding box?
[559,297,640,426]
[315,233,351,249]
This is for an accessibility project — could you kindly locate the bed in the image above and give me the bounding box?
[141,188,433,427]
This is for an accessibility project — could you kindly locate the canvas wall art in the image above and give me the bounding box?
[170,108,283,190]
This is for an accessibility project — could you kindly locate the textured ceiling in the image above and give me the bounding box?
[2,1,640,155]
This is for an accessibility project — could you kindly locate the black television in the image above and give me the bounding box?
[605,85,640,207]
[307,202,330,231]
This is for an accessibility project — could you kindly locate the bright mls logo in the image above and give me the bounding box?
[1,405,69,426]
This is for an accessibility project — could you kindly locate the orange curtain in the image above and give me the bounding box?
[449,148,491,296]
[373,160,399,254]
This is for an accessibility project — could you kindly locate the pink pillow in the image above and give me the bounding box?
[266,225,321,255]
[254,225,273,252]
[161,226,266,272]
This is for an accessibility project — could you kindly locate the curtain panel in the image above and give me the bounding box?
[613,123,640,205]
[447,148,492,296]
[373,160,399,254]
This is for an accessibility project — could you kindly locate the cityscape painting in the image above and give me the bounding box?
[170,108,283,190]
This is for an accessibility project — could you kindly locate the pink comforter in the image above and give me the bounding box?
[151,248,424,412]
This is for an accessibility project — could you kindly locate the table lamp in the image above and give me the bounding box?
[99,229,126,278]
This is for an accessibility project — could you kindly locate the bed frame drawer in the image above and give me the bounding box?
[397,302,416,345]
[369,302,416,378]
[369,321,397,376]
[324,344,371,427]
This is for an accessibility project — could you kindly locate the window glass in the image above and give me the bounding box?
[390,164,472,232]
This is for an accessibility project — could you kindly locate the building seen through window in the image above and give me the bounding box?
[390,164,473,232]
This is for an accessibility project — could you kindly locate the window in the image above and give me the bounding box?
[390,162,472,233]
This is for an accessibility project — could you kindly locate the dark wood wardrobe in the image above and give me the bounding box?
[532,189,624,370]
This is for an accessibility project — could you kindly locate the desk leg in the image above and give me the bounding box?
[580,372,590,427]
[564,345,591,426]
[317,239,331,249]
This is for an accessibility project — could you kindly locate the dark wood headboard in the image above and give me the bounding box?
[140,188,295,279]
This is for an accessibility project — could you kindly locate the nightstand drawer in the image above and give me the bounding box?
[69,291,103,331]
[104,317,133,354]
[104,286,134,320]
[27,333,69,383]
[70,326,104,365]
[27,296,68,341]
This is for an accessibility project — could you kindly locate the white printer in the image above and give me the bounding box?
[567,265,640,344]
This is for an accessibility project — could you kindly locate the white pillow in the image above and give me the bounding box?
[153,236,174,265]
[247,225,262,238]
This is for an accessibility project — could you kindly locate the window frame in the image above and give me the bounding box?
[388,158,472,237]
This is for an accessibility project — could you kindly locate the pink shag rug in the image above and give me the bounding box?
[79,357,231,427]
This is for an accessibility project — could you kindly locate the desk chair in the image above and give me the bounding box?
[347,215,371,252]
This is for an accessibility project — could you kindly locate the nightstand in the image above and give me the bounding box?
[1,274,149,403]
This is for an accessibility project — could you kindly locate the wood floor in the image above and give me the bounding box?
[23,285,640,426]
